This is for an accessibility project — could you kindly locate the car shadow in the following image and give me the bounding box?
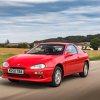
[63,73,80,82]
[1,80,50,89]
[1,74,80,89]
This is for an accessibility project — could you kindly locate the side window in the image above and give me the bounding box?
[66,45,77,54]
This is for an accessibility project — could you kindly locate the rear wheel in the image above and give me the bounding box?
[8,79,19,82]
[51,67,62,87]
[79,62,89,77]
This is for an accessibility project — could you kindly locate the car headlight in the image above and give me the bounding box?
[30,64,46,69]
[3,62,9,67]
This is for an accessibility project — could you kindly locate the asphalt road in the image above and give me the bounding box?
[0,61,100,100]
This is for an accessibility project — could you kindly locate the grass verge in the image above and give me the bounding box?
[86,50,100,61]
[0,70,2,76]
[0,54,16,66]
[0,50,100,76]
[0,54,16,76]
[90,56,100,61]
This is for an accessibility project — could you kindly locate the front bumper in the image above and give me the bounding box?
[2,67,54,82]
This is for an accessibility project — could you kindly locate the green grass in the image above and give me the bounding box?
[89,56,100,61]
[0,54,16,67]
[0,51,100,76]
[0,54,16,76]
[0,70,2,76]
[0,52,100,67]
[86,50,100,61]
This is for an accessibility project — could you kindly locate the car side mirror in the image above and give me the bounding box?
[24,50,29,54]
[65,52,73,57]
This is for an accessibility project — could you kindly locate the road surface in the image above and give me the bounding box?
[0,61,100,100]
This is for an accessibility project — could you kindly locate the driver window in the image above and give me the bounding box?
[66,45,77,54]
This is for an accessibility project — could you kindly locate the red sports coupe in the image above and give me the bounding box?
[2,42,89,87]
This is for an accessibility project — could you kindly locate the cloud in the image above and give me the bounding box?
[62,6,100,14]
[0,0,75,3]
[0,6,100,43]
[0,0,57,3]
[0,0,100,43]
[0,0,63,7]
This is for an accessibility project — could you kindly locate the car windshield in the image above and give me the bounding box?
[27,44,65,55]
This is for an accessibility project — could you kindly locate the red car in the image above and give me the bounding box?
[2,42,89,87]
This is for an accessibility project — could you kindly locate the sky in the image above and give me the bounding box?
[0,0,100,43]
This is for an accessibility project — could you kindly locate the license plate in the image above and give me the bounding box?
[8,68,24,74]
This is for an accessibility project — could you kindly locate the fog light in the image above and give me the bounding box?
[34,72,43,75]
[39,75,43,79]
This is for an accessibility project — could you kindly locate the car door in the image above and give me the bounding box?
[64,45,80,75]
[76,47,88,72]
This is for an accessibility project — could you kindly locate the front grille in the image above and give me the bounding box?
[7,73,30,78]
[10,67,25,69]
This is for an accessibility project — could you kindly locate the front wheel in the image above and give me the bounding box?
[51,67,62,87]
[79,62,89,77]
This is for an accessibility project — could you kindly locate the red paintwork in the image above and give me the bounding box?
[2,42,89,82]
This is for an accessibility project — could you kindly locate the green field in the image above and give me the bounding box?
[0,48,100,75]
[0,48,28,67]
[0,54,16,67]
[86,50,100,61]
[0,48,28,75]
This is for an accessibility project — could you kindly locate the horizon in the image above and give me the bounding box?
[0,0,100,43]
[0,33,99,43]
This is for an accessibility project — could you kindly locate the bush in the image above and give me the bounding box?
[17,43,29,48]
[90,38,100,50]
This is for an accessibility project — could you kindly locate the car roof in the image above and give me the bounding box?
[40,42,72,45]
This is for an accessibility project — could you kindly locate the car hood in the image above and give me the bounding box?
[7,54,59,68]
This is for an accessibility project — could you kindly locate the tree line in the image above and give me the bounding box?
[0,34,100,50]
[34,34,100,43]
[34,34,100,50]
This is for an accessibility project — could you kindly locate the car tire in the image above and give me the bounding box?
[8,79,19,82]
[51,67,62,87]
[79,62,89,77]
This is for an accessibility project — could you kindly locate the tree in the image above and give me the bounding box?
[5,39,10,45]
[90,38,100,50]
[29,43,34,48]
[17,43,29,48]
